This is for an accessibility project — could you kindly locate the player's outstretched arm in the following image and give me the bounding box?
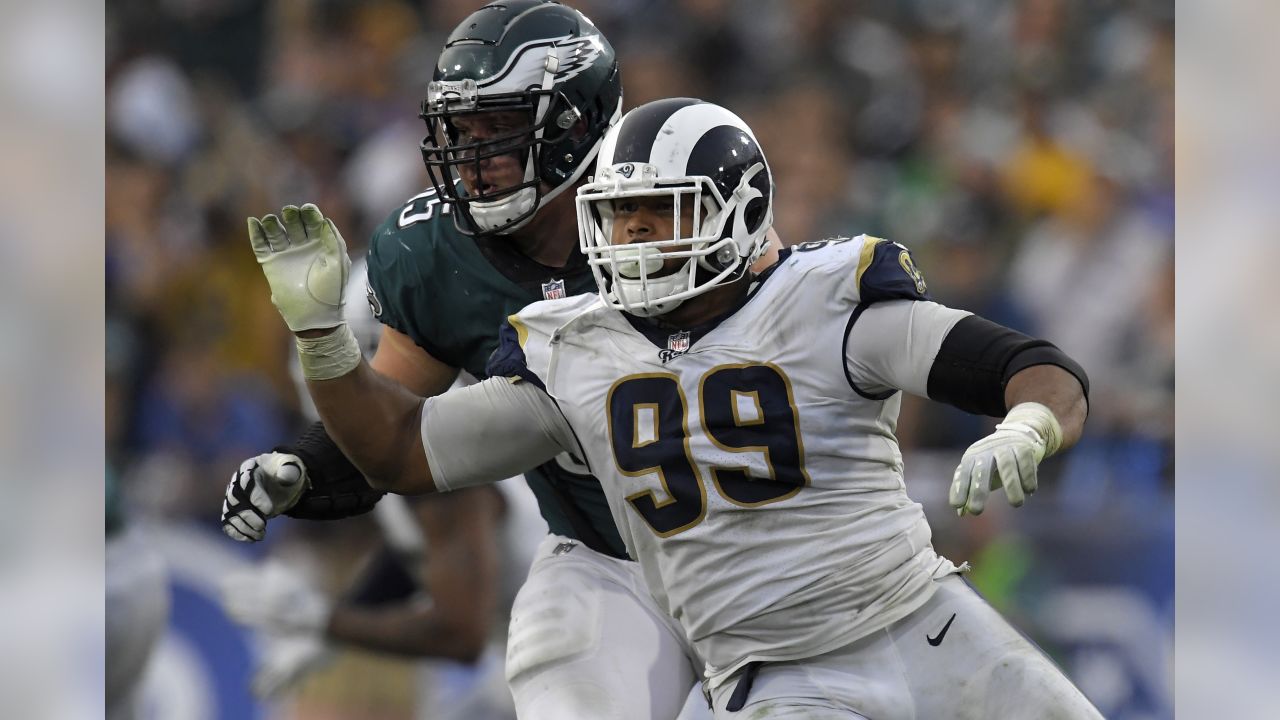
[247,202,437,494]
[303,354,435,494]
[842,299,1089,516]
[947,362,1086,516]
[221,325,463,542]
[248,203,567,497]
[939,323,1089,517]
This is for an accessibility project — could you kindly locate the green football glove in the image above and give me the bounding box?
[249,204,351,333]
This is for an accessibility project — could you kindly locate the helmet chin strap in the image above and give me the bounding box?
[471,185,539,233]
[487,124,610,235]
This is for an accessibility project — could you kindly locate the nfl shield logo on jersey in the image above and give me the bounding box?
[659,331,691,363]
[541,278,567,300]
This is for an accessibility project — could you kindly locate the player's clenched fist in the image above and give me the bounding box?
[221,453,309,542]
[250,203,351,333]
[949,402,1063,516]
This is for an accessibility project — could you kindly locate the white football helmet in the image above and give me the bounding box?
[576,98,774,316]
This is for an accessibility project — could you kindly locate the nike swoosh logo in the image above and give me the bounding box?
[927,613,957,646]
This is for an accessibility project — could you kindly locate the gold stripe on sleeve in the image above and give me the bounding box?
[507,314,529,348]
[854,236,885,290]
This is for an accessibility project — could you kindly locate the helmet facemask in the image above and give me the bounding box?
[421,79,593,236]
[577,162,773,317]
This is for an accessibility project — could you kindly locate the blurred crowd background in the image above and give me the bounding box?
[105,0,1173,718]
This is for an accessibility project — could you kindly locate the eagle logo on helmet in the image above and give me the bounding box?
[477,34,605,94]
[550,35,604,83]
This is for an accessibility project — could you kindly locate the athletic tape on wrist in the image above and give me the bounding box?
[1001,401,1063,457]
[296,325,362,380]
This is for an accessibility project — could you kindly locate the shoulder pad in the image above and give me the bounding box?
[366,188,461,289]
[856,237,931,304]
[364,188,463,346]
[486,318,546,390]
[784,234,930,304]
[485,295,602,391]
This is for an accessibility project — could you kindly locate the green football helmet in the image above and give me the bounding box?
[420,0,623,236]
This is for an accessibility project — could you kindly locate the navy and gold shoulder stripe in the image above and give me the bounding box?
[485,315,546,391]
[856,237,932,304]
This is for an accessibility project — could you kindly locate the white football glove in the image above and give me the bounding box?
[249,203,351,333]
[251,632,333,699]
[221,560,334,699]
[221,453,309,542]
[949,402,1064,516]
[221,560,332,636]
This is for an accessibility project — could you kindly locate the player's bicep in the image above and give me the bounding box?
[843,300,971,397]
[420,377,571,491]
[370,325,460,397]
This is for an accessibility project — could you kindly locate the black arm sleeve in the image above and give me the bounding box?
[277,421,386,520]
[926,315,1090,417]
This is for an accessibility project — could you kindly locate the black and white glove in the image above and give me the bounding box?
[221,453,309,542]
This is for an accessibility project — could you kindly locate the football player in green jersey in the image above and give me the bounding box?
[219,2,751,718]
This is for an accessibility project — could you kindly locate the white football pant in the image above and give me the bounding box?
[707,574,1104,719]
[506,534,707,720]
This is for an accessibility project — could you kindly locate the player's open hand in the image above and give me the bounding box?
[249,203,351,333]
[949,403,1062,516]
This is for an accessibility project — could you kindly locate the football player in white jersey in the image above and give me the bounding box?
[243,97,1103,718]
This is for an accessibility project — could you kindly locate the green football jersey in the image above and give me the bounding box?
[366,188,627,558]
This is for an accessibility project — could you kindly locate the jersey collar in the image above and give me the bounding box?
[621,252,788,352]
[473,234,592,297]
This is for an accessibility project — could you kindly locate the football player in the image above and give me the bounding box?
[244,97,1106,718]
[220,2,727,718]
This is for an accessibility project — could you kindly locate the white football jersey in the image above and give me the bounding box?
[491,235,971,687]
